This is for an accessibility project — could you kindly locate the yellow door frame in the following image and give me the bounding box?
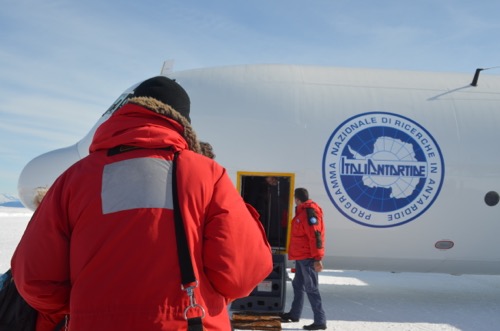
[236,171,295,254]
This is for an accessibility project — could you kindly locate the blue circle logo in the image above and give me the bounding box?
[322,112,445,228]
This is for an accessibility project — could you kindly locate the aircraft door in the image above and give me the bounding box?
[238,172,294,253]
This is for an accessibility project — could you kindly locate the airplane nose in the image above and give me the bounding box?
[16,113,111,211]
[17,144,81,210]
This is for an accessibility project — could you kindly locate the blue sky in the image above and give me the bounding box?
[1,0,499,195]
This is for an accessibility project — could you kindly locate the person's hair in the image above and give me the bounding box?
[33,186,49,208]
[294,188,309,203]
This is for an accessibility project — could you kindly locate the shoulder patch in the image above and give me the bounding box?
[306,207,318,225]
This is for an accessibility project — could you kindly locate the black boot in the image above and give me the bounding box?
[303,322,327,330]
[280,312,299,323]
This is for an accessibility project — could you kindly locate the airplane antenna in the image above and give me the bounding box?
[161,59,175,76]
[470,66,500,86]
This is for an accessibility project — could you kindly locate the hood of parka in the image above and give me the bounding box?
[90,96,201,154]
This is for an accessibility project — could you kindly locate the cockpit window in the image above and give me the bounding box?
[102,92,133,116]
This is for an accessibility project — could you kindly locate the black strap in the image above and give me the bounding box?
[107,145,140,156]
[172,152,196,285]
[187,317,204,331]
[172,152,204,331]
[107,145,172,156]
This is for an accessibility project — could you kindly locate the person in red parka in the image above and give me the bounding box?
[11,76,273,331]
[281,188,327,330]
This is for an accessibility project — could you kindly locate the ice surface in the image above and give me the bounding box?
[2,207,500,331]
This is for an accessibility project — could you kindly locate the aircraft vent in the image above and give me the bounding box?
[435,241,454,250]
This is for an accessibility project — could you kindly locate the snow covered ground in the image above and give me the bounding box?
[2,206,500,331]
[0,206,33,271]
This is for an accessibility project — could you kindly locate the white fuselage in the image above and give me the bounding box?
[18,64,500,275]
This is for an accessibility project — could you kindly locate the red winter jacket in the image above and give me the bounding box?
[11,100,273,331]
[287,200,325,261]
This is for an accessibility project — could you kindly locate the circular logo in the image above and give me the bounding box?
[322,112,444,228]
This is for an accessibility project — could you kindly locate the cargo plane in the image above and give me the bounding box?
[17,64,500,275]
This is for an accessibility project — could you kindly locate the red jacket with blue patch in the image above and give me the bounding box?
[288,200,325,261]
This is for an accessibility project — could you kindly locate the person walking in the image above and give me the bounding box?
[11,76,273,331]
[281,188,326,330]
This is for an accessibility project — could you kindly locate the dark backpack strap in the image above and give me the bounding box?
[172,152,205,330]
[172,151,196,285]
[187,317,204,331]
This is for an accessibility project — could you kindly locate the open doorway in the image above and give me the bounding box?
[237,172,294,253]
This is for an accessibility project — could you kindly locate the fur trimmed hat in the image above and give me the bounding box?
[133,76,191,123]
